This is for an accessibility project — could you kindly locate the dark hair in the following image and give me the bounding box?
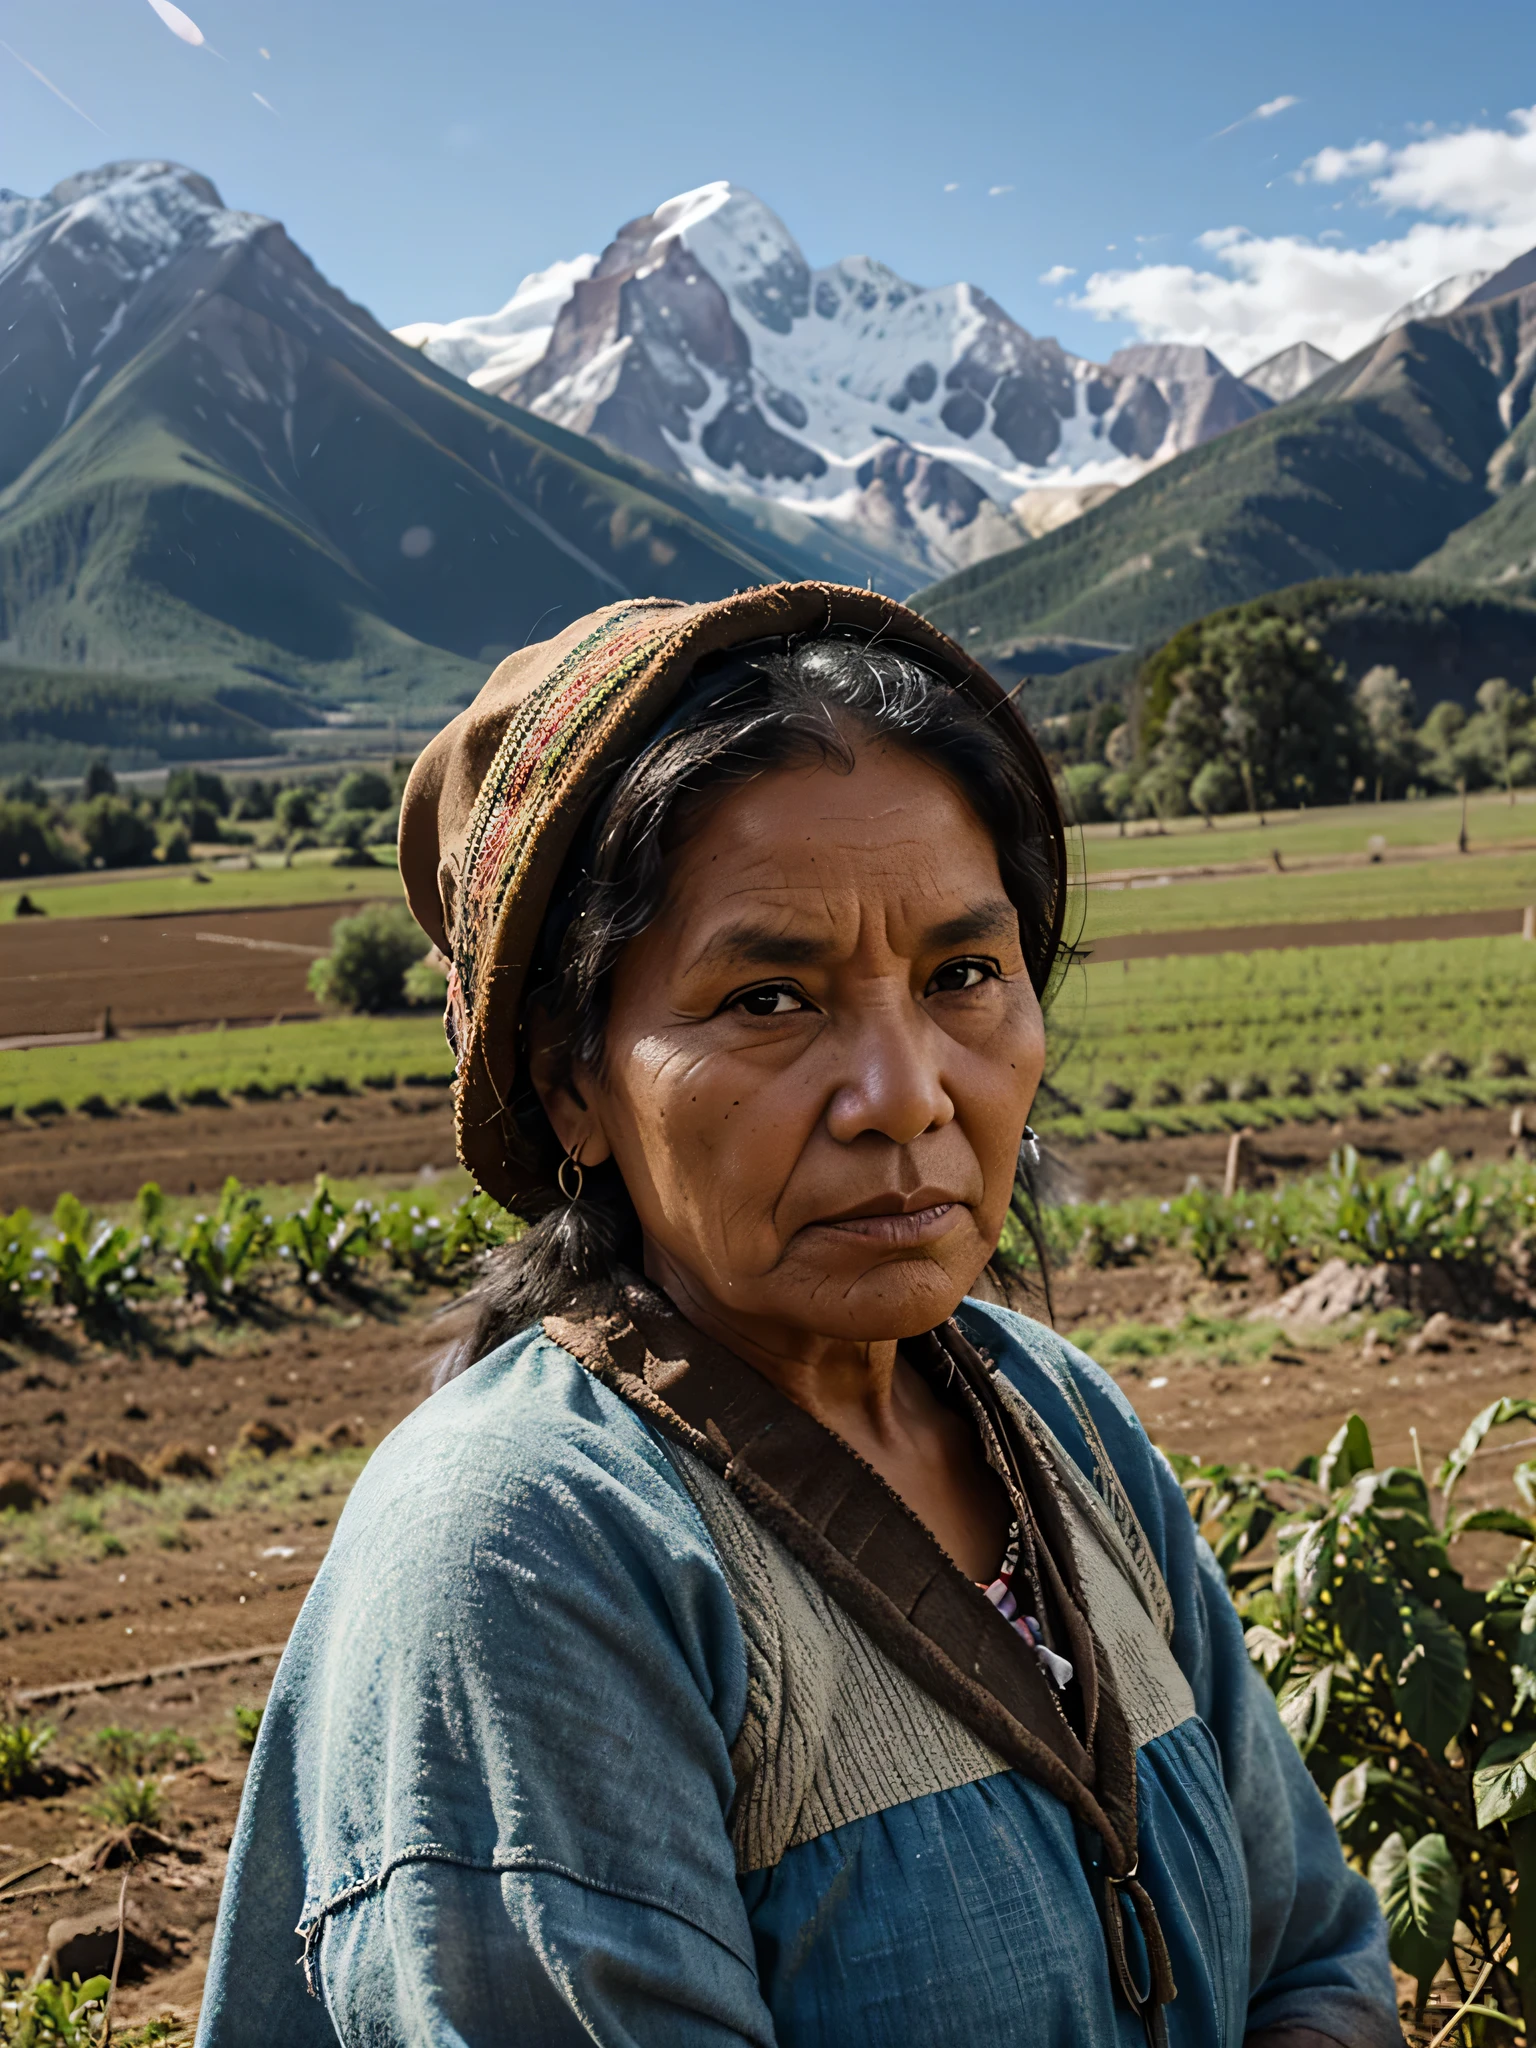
[437,631,1067,1379]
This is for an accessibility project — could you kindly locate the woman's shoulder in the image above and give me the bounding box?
[326,1320,718,1588]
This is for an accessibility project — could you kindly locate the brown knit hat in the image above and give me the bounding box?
[398,582,1064,1213]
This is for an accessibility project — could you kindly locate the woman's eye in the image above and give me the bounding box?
[731,983,809,1017]
[928,958,996,995]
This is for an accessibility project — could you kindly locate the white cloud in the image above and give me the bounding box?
[943,181,959,193]
[1074,103,1536,371]
[988,184,1014,197]
[1040,263,1076,285]
[1213,93,1298,140]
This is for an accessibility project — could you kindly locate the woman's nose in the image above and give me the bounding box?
[824,997,955,1147]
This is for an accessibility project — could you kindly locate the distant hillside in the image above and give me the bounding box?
[914,274,1536,656]
[0,669,313,778]
[999,576,1536,735]
[0,162,858,766]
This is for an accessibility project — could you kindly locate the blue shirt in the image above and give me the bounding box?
[197,1302,1398,2046]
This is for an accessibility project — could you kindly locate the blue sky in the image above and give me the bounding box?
[3,0,1535,372]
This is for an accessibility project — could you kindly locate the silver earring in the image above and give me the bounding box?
[1021,1126,1041,1166]
[557,1152,585,1202]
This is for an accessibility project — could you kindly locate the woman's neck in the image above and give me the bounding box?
[644,1242,904,1442]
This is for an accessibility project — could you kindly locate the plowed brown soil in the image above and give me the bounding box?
[0,1085,458,1209]
[1,903,367,1038]
[0,1180,1530,2034]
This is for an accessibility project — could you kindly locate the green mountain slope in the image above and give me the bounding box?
[0,163,877,764]
[913,286,1536,656]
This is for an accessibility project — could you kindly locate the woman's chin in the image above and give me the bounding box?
[790,1251,989,1343]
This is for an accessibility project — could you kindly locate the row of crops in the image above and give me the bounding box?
[1018,1146,1536,1286]
[1045,934,1536,1139]
[0,1176,516,1333]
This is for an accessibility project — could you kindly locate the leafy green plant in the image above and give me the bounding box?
[1172,1185,1239,1279]
[91,1726,201,1775]
[1323,1144,1503,1269]
[172,1177,271,1306]
[307,903,426,1013]
[1184,1402,1536,2030]
[0,1971,111,2046]
[0,1208,43,1333]
[87,1775,163,1829]
[0,1717,54,1796]
[232,1705,264,1751]
[273,1178,374,1292]
[41,1193,156,1324]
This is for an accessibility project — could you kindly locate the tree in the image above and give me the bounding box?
[164,767,230,817]
[1059,762,1108,824]
[0,802,70,879]
[82,756,117,799]
[1355,666,1420,799]
[335,768,391,813]
[74,794,156,869]
[1419,701,1475,792]
[1467,678,1533,799]
[307,904,426,1013]
[275,785,318,834]
[1140,614,1367,815]
[1189,759,1242,824]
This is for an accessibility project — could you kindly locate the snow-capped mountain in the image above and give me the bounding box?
[1372,270,1496,341]
[1241,340,1337,403]
[397,183,1273,585]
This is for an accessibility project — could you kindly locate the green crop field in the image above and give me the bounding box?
[6,851,403,923]
[1042,932,1536,1139]
[0,1015,452,1116]
[1081,848,1536,941]
[1079,790,1536,874]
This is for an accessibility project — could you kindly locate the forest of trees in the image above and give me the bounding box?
[1055,613,1536,827]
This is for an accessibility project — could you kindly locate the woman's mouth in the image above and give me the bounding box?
[808,1201,963,1248]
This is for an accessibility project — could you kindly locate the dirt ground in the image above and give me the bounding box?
[0,903,366,1040]
[0,1086,1523,1216]
[1088,903,1529,962]
[1,1095,1533,2034]
[0,1083,458,1210]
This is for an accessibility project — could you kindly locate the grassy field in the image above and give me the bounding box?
[7,851,403,922]
[1081,848,1536,940]
[1080,790,1536,874]
[1043,932,1536,1138]
[0,1015,452,1116]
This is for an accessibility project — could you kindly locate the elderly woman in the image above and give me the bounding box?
[198,586,1398,2048]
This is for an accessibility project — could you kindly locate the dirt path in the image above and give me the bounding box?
[1087,905,1531,962]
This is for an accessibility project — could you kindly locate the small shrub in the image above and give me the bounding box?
[233,1705,264,1751]
[403,953,448,1007]
[307,904,426,1014]
[1281,1068,1313,1098]
[1172,1186,1239,1279]
[1488,1048,1529,1079]
[88,1774,164,1828]
[1232,1072,1271,1102]
[1098,1080,1134,1111]
[1375,1056,1418,1089]
[273,1178,373,1291]
[1326,1063,1364,1093]
[1190,1075,1228,1104]
[172,1177,271,1307]
[0,1716,54,1796]
[1147,1077,1183,1107]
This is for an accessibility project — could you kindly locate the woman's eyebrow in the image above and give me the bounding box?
[925,900,1019,950]
[692,922,828,971]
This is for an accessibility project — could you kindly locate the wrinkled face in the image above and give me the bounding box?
[544,741,1046,1346]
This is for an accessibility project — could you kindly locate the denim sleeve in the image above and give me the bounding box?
[965,1307,1401,2048]
[197,1332,777,2047]
[317,1861,772,2045]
